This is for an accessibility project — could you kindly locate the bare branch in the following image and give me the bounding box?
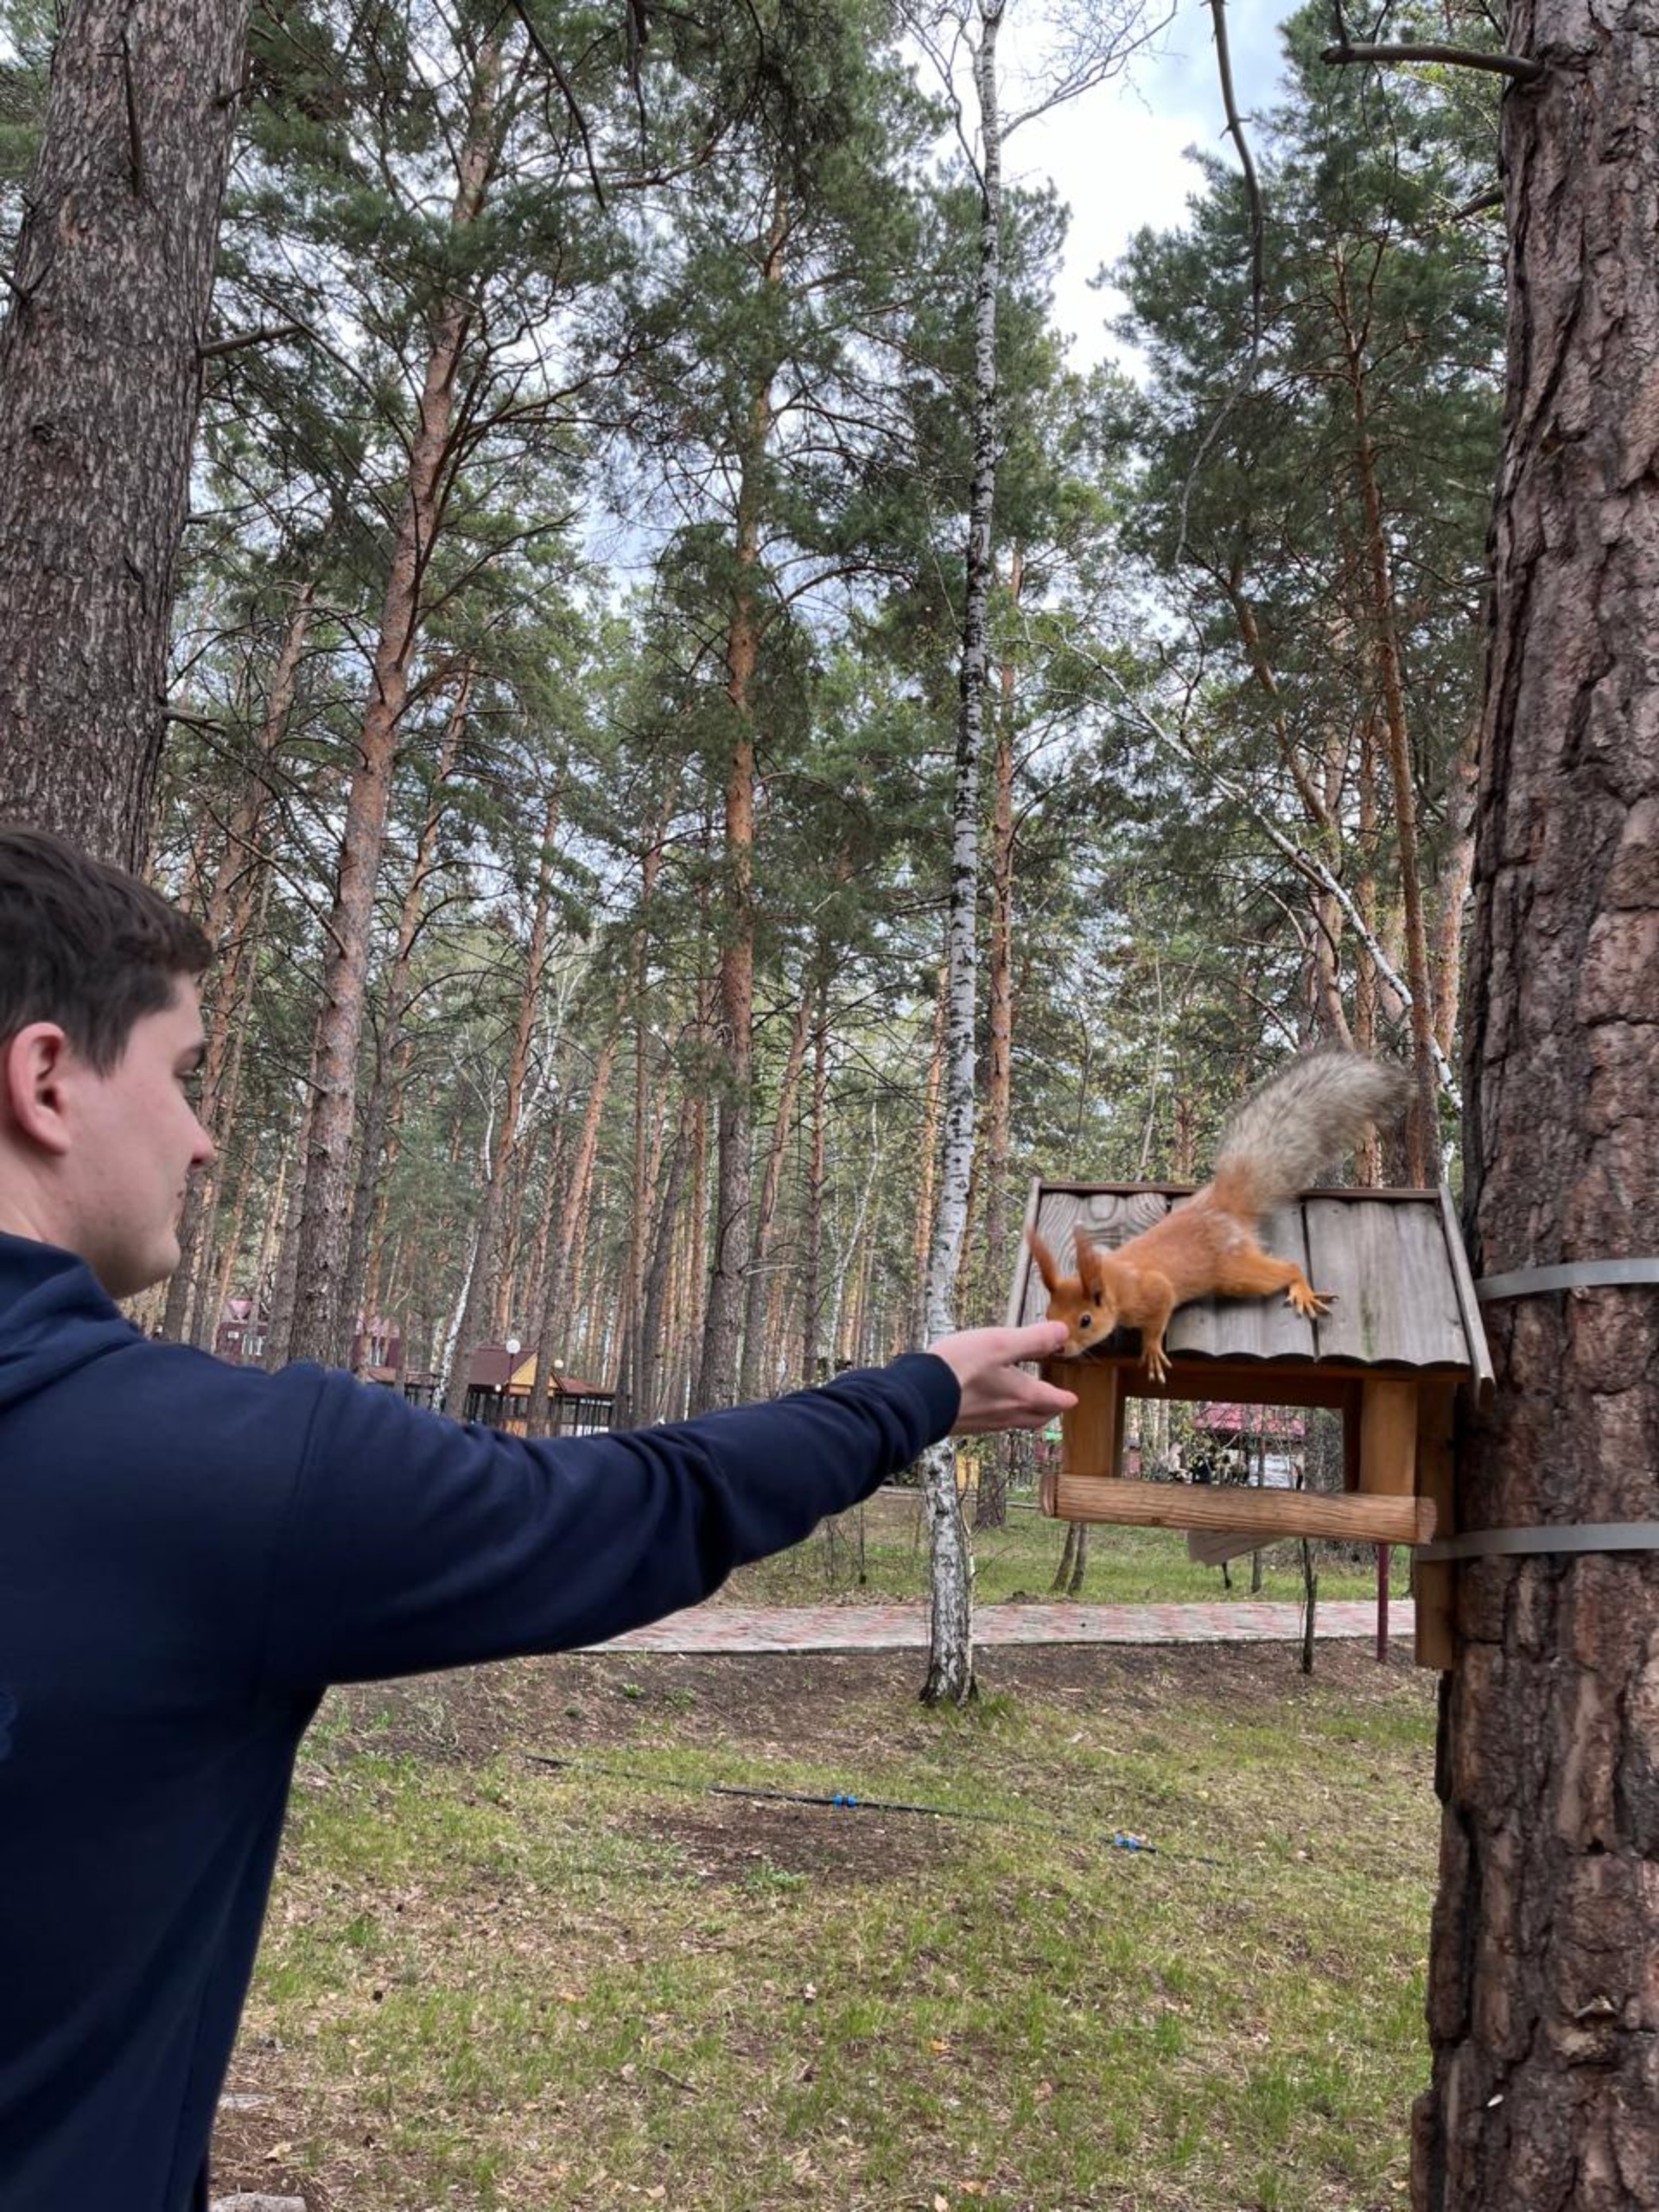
[120,29,146,200]
[198,321,305,361]
[1173,0,1268,571]
[1080,646,1461,1103]
[1320,39,1543,82]
[1450,185,1504,220]
[507,0,607,207]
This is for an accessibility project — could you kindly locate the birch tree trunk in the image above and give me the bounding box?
[288,41,505,1366]
[920,0,1004,1709]
[0,0,252,865]
[1412,10,1659,2203]
[976,546,1022,1530]
[912,966,949,1338]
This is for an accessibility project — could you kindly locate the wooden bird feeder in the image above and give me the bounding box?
[1007,1180,1494,1670]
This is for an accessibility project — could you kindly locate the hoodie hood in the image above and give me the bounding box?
[0,1233,141,1413]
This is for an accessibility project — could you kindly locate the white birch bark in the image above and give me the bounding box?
[919,0,1005,1709]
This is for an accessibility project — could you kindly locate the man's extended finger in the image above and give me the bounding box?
[1001,1319,1069,1362]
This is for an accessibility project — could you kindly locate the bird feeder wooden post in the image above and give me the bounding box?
[1014,1179,1492,1669]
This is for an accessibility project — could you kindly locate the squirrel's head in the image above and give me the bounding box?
[1027,1227,1119,1358]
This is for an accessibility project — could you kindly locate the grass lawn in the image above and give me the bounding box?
[722,1485,1399,1609]
[215,1639,1439,2211]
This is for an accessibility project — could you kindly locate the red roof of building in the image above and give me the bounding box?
[1195,1402,1306,1440]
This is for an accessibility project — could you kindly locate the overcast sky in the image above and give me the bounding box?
[996,0,1294,372]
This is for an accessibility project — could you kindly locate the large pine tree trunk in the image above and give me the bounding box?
[614,798,676,1425]
[1338,257,1440,1179]
[1412,12,1659,2205]
[738,982,813,1402]
[0,0,252,864]
[633,1097,694,1425]
[287,44,504,1366]
[801,982,830,1383]
[920,0,1004,1709]
[443,785,561,1414]
[340,671,470,1348]
[164,585,314,1338]
[694,196,789,1414]
[524,1039,616,1439]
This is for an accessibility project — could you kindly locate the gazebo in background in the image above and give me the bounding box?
[461,1346,615,1437]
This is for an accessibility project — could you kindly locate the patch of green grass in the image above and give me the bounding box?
[226,1654,1438,2211]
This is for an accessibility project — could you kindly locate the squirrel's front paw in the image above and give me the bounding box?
[1287,1283,1334,1319]
[1144,1344,1170,1385]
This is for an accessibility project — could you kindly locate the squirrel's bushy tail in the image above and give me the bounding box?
[1211,1046,1408,1215]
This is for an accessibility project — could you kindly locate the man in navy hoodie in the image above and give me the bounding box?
[0,824,1075,2212]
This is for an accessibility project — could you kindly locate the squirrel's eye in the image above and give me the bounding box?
[1078,1313,1092,1330]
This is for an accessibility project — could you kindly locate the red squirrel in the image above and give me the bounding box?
[1027,1046,1407,1384]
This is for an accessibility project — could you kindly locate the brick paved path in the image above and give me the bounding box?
[590,1598,1412,1654]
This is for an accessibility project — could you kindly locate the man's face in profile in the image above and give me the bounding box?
[54,981,215,1299]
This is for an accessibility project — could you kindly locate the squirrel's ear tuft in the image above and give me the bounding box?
[1027,1227,1061,1293]
[1075,1236,1106,1295]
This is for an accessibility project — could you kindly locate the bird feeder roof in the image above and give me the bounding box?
[1009,1180,1493,1401]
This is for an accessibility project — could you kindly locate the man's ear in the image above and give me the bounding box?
[1027,1227,1062,1294]
[2,1024,76,1157]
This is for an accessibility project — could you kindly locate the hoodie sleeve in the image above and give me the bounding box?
[258,1355,959,1691]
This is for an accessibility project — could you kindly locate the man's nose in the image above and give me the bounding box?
[193,1120,217,1167]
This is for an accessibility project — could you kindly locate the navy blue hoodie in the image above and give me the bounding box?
[0,1233,959,2210]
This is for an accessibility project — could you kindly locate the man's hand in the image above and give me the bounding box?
[929,1322,1077,1436]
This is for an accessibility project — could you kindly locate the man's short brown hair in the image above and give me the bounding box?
[0,824,213,1072]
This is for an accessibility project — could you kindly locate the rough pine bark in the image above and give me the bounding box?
[920,0,1004,1708]
[1412,11,1659,2207]
[0,0,252,865]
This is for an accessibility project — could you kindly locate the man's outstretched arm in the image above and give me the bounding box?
[257,1325,1074,1691]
